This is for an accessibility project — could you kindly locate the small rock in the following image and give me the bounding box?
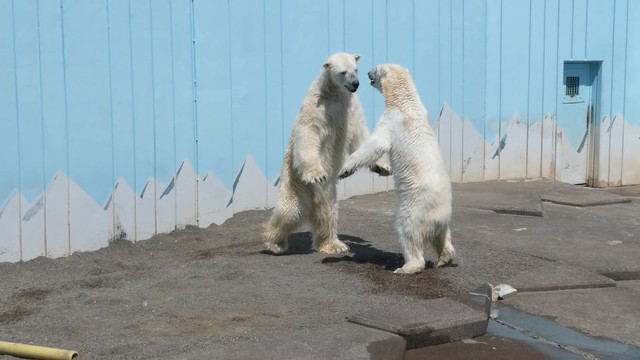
[493,284,517,300]
[490,309,499,319]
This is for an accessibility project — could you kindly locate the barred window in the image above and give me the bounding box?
[566,76,579,97]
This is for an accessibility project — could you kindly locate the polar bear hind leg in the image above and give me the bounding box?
[310,185,349,254]
[263,193,310,254]
[394,224,427,274]
[433,225,455,267]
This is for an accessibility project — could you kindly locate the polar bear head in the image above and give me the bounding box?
[367,63,410,94]
[323,53,361,93]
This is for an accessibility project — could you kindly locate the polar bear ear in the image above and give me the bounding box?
[323,61,331,69]
[353,54,361,62]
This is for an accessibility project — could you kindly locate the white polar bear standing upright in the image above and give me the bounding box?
[340,63,455,274]
[263,53,391,255]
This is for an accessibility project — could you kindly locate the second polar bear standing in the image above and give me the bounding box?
[340,63,455,274]
[263,53,390,255]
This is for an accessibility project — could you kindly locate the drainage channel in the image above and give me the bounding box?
[489,304,640,360]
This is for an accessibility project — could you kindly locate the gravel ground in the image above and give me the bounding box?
[0,191,550,359]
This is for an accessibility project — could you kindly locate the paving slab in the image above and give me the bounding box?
[348,284,491,349]
[605,184,640,198]
[503,287,640,348]
[195,323,406,360]
[541,188,631,207]
[452,181,544,216]
[616,280,640,293]
[450,198,640,277]
[504,263,616,292]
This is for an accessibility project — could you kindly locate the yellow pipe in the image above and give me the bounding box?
[0,341,78,360]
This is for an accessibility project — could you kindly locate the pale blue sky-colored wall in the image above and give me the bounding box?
[1,0,638,221]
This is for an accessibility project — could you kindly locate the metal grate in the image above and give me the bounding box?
[566,76,579,97]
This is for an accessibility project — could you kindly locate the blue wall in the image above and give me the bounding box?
[1,0,639,261]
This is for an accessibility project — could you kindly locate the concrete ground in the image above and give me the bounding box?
[413,180,640,359]
[1,179,639,359]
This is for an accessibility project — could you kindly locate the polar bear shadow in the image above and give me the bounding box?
[322,235,438,271]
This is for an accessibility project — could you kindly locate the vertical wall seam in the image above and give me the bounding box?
[449,0,453,176]
[552,2,560,179]
[106,0,116,241]
[540,0,547,178]
[279,0,284,166]
[385,0,388,61]
[343,0,346,51]
[127,0,138,241]
[437,0,441,144]
[482,0,487,181]
[608,0,616,185]
[326,0,330,55]
[11,0,24,260]
[188,0,199,225]
[59,0,72,253]
[584,0,588,57]
[570,0,574,59]
[169,1,178,227]
[620,0,628,183]
[149,2,158,234]
[371,0,375,191]
[498,0,502,180]
[412,0,415,71]
[526,0,532,178]
[36,0,49,256]
[262,0,269,206]
[461,0,464,182]
[227,1,235,213]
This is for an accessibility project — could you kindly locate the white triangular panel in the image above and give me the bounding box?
[526,119,543,179]
[540,114,556,179]
[136,178,161,240]
[437,103,453,178]
[499,114,529,180]
[21,193,46,261]
[67,176,111,253]
[156,177,175,235]
[607,113,625,186]
[343,170,374,199]
[42,171,70,258]
[622,116,640,185]
[198,171,233,227]
[372,154,392,193]
[266,177,280,208]
[105,177,136,242]
[449,106,464,182]
[174,160,197,227]
[230,155,268,213]
[461,116,487,182]
[597,115,612,186]
[0,191,29,262]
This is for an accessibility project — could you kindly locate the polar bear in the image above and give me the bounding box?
[263,53,391,255]
[339,63,455,274]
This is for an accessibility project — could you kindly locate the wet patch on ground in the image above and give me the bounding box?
[323,237,460,299]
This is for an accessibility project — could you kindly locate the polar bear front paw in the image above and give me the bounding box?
[369,162,392,176]
[338,167,355,179]
[315,239,350,254]
[265,241,288,255]
[302,168,328,184]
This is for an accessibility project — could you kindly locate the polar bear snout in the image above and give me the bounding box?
[345,79,360,93]
[367,68,382,92]
[368,70,376,81]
